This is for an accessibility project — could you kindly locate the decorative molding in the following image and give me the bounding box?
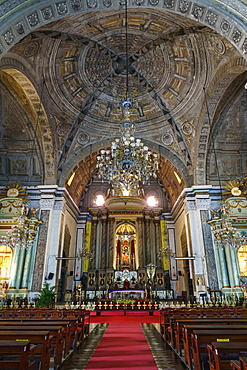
[185,200,197,211]
[39,198,55,209]
[0,1,246,58]
[31,209,49,291]
[196,198,211,210]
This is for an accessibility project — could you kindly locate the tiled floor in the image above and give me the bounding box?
[59,323,187,370]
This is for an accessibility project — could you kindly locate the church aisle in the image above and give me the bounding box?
[59,323,186,370]
[85,322,157,369]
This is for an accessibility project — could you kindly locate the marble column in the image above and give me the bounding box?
[32,186,67,293]
[200,207,219,290]
[230,247,240,287]
[89,218,97,270]
[144,212,151,265]
[108,218,114,268]
[20,243,36,288]
[149,212,156,265]
[9,247,21,289]
[101,211,108,269]
[217,247,230,288]
[137,218,144,267]
[155,218,162,269]
[31,207,52,292]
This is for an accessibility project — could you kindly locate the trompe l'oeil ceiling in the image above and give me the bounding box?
[0,4,246,206]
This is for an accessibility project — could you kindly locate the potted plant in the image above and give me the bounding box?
[36,282,56,308]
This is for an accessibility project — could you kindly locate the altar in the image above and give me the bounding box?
[108,289,144,300]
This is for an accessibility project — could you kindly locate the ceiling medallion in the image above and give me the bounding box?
[161,132,174,146]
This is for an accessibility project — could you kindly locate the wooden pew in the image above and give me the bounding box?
[208,342,247,370]
[192,330,247,370]
[240,358,247,370]
[171,318,247,355]
[0,331,51,370]
[0,340,35,370]
[229,357,247,370]
[0,325,64,369]
[0,319,80,358]
[182,325,247,368]
[230,359,241,370]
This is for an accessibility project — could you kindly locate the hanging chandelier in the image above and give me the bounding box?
[77,246,94,261]
[158,245,176,259]
[208,205,246,250]
[97,101,158,196]
[96,2,159,197]
[0,210,42,250]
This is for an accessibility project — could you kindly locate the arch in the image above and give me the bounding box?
[0,1,246,59]
[115,222,136,271]
[0,61,57,184]
[195,58,247,185]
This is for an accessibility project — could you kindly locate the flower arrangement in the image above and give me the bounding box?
[116,298,135,304]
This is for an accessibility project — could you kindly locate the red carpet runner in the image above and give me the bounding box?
[85,322,158,369]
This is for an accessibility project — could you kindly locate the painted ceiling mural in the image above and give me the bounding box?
[0,0,246,206]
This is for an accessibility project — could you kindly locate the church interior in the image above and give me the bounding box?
[0,0,246,368]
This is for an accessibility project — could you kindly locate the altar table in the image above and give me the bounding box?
[108,289,144,299]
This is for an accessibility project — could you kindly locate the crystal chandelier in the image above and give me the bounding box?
[208,206,246,250]
[77,247,94,261]
[96,0,159,196]
[96,104,158,196]
[158,245,176,259]
[0,211,42,250]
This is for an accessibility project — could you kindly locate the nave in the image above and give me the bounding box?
[60,321,186,370]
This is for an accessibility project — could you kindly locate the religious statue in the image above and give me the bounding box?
[122,246,129,266]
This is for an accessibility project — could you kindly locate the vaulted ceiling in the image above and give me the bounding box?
[0,1,246,206]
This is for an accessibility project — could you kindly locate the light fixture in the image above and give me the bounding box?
[0,209,42,250]
[96,4,159,197]
[147,195,158,207]
[94,194,105,207]
[77,247,94,261]
[207,206,246,250]
[158,245,176,259]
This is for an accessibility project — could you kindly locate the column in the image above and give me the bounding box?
[137,218,144,268]
[230,247,241,288]
[9,247,21,288]
[108,218,114,268]
[154,212,162,269]
[20,243,35,289]
[31,186,66,293]
[217,247,230,288]
[199,204,220,291]
[89,217,97,270]
[101,210,108,269]
[149,212,156,265]
[144,212,151,265]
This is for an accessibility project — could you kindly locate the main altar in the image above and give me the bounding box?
[108,289,144,300]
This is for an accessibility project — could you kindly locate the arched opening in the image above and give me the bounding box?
[115,223,136,271]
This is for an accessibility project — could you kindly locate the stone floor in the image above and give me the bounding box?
[59,323,187,370]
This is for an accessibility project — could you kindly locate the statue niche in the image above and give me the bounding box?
[116,223,136,270]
